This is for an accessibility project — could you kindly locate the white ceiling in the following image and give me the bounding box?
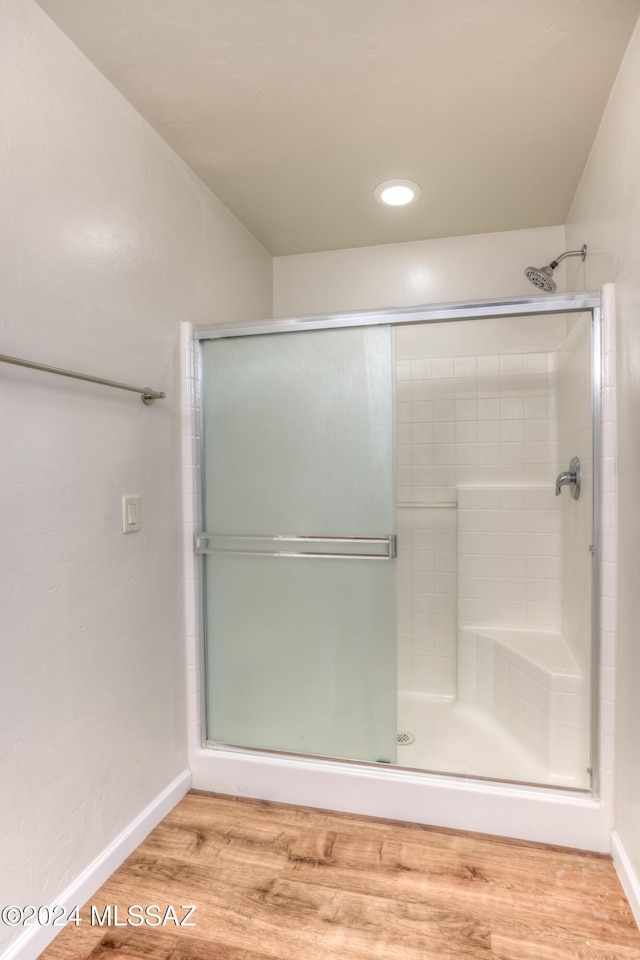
[37,0,640,256]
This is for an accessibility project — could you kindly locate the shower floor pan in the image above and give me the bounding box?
[397,693,549,784]
[398,625,588,789]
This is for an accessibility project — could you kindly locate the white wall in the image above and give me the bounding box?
[0,1,271,953]
[565,15,640,909]
[273,225,566,316]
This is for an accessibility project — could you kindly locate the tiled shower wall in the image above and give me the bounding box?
[396,342,560,697]
[397,503,457,696]
[558,316,593,678]
[457,485,562,630]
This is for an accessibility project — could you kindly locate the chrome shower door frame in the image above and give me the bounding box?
[194,291,602,797]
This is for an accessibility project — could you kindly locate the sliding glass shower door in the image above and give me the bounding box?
[200,326,397,764]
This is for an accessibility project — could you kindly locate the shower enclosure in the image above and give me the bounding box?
[193,292,601,798]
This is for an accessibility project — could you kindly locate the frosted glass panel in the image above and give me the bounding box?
[206,556,396,761]
[201,326,396,764]
[202,329,394,535]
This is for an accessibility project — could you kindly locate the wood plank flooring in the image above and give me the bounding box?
[39,791,640,959]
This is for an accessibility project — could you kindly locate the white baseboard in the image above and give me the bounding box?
[611,830,640,930]
[2,770,191,960]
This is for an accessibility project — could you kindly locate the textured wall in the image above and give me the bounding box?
[273,225,567,316]
[565,14,640,898]
[0,1,271,952]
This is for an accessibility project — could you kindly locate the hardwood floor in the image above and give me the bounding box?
[39,791,640,959]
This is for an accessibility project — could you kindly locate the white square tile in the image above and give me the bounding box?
[413,630,437,656]
[410,359,432,380]
[525,353,549,375]
[458,665,476,702]
[522,701,539,734]
[501,398,524,419]
[500,509,526,533]
[525,397,549,419]
[454,379,477,399]
[430,421,454,446]
[477,489,502,509]
[500,354,524,376]
[525,419,549,442]
[551,693,582,722]
[478,443,501,465]
[398,654,417,692]
[397,422,412,444]
[434,656,456,693]
[412,380,433,401]
[508,689,522,725]
[525,441,553,464]
[501,442,524,464]
[526,488,551,510]
[478,399,501,420]
[523,674,539,708]
[414,654,438,692]
[432,443,455,465]
[494,655,508,685]
[396,380,412,402]
[501,420,524,442]
[412,444,432,466]
[456,443,478,465]
[478,420,500,442]
[477,355,500,377]
[477,647,493,675]
[397,470,411,490]
[456,399,477,421]
[412,401,434,422]
[459,641,476,667]
[397,444,412,466]
[477,671,493,709]
[455,356,477,378]
[433,400,455,421]
[538,685,551,717]
[508,663,522,693]
[435,635,454,657]
[433,378,457,401]
[432,358,454,379]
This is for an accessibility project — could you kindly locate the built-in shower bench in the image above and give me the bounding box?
[458,625,586,781]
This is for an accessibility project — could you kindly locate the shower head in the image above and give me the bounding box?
[524,244,587,293]
[525,264,557,293]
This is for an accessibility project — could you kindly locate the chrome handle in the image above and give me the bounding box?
[196,533,397,560]
[555,472,573,494]
[555,456,581,500]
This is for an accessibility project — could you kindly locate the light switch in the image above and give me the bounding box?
[122,495,141,534]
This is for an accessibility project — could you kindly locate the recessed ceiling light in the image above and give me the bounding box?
[375,179,422,206]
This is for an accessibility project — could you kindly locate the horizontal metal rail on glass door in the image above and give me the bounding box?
[195,533,397,560]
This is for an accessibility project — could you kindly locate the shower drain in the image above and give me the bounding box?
[396,731,415,745]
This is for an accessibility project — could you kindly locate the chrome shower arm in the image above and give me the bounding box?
[549,245,587,269]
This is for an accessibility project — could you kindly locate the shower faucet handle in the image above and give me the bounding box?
[555,456,581,500]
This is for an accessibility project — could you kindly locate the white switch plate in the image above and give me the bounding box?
[122,495,141,534]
